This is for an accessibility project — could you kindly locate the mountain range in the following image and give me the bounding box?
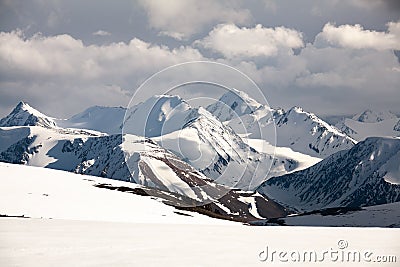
[1,89,399,224]
[335,109,400,142]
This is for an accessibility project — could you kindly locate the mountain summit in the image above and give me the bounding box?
[352,109,397,123]
[0,101,56,128]
[206,88,265,122]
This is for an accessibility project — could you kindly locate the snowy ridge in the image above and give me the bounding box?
[123,95,193,137]
[207,90,356,158]
[273,106,356,158]
[258,137,400,212]
[352,109,397,123]
[0,102,57,128]
[123,95,296,190]
[0,101,127,135]
[336,117,400,141]
[206,88,265,122]
[155,106,296,190]
[58,105,126,134]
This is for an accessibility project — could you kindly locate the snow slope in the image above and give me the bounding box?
[352,109,397,123]
[58,105,126,134]
[246,138,322,172]
[258,137,400,212]
[336,117,400,141]
[0,162,231,224]
[0,126,100,167]
[1,218,399,267]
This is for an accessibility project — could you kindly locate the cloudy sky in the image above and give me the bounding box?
[0,0,399,118]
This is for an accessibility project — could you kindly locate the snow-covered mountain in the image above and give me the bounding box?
[258,137,400,212]
[58,105,126,134]
[122,95,297,190]
[336,111,400,141]
[207,90,356,158]
[0,100,298,191]
[154,107,296,190]
[0,125,287,221]
[123,95,194,137]
[273,107,356,158]
[1,98,399,224]
[206,88,265,122]
[0,101,57,128]
[352,109,397,123]
[0,101,126,135]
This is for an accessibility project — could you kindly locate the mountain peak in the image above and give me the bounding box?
[274,106,356,157]
[287,106,304,113]
[0,101,57,128]
[123,94,193,137]
[352,109,397,123]
[14,101,37,113]
[206,88,264,122]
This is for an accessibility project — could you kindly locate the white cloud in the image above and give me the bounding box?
[195,24,304,59]
[0,30,203,80]
[93,30,111,36]
[137,0,251,40]
[317,21,400,50]
[1,20,400,118]
[0,30,203,117]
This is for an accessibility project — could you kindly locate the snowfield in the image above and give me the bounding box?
[1,163,399,267]
[1,218,399,267]
[0,162,232,224]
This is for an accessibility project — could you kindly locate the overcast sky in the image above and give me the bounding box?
[0,0,399,118]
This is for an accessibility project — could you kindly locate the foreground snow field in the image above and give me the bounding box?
[1,218,399,267]
[0,162,234,225]
[1,162,400,266]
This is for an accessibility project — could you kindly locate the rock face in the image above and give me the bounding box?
[394,120,400,132]
[258,137,400,212]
